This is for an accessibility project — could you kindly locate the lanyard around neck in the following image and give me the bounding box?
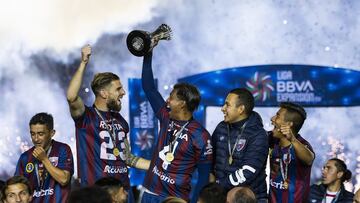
[227,121,248,160]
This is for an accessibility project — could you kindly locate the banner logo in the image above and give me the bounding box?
[246,72,274,101]
[275,70,321,103]
[135,130,154,150]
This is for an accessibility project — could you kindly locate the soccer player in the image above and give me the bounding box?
[227,186,257,203]
[140,52,213,203]
[66,45,150,201]
[2,176,32,203]
[309,158,353,202]
[0,179,5,202]
[67,186,112,203]
[95,177,128,203]
[211,88,268,202]
[15,113,73,203]
[197,183,226,203]
[268,102,315,202]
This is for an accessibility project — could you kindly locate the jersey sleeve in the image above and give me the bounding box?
[142,52,166,117]
[56,144,74,175]
[14,154,26,176]
[194,128,213,164]
[73,106,89,129]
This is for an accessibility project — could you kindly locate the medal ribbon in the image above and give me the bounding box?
[94,107,118,151]
[34,145,52,189]
[279,144,292,185]
[168,121,189,154]
[227,121,248,164]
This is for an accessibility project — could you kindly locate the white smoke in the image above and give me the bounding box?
[0,0,159,53]
[0,0,161,177]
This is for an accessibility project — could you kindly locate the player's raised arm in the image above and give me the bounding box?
[67,45,91,118]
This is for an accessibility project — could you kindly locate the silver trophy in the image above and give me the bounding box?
[127,24,172,56]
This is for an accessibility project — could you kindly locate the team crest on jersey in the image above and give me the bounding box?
[283,153,292,164]
[26,163,34,173]
[236,139,246,151]
[49,157,58,167]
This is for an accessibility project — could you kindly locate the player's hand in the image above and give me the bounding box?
[81,44,91,63]
[279,122,295,142]
[32,147,47,162]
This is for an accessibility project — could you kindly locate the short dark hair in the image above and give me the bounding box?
[94,177,125,195]
[3,176,32,198]
[199,183,226,203]
[173,83,201,113]
[329,158,352,183]
[91,72,120,96]
[233,187,256,203]
[229,88,254,115]
[0,179,5,201]
[29,112,54,130]
[280,102,306,133]
[67,186,112,203]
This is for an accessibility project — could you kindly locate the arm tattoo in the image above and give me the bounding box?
[124,139,140,167]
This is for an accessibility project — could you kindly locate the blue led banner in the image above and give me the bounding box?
[178,65,360,123]
[128,78,158,186]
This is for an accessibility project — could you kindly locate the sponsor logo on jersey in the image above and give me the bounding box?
[33,188,54,197]
[103,165,128,174]
[269,178,288,190]
[152,165,175,184]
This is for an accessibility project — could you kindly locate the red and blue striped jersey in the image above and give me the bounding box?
[15,140,74,203]
[269,133,314,203]
[73,106,130,189]
[143,105,213,202]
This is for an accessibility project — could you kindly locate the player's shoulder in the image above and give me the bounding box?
[296,134,313,147]
[19,147,34,157]
[191,119,209,132]
[188,121,211,143]
[52,140,72,150]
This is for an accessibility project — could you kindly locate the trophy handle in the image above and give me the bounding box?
[151,24,172,42]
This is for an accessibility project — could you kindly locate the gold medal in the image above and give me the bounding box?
[113,148,120,156]
[228,156,233,165]
[283,180,288,190]
[165,152,174,162]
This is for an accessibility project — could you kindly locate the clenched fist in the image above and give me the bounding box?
[81,44,92,63]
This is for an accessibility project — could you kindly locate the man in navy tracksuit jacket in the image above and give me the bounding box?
[211,88,268,202]
[309,158,354,203]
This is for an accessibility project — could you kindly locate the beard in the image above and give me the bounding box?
[107,98,121,112]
